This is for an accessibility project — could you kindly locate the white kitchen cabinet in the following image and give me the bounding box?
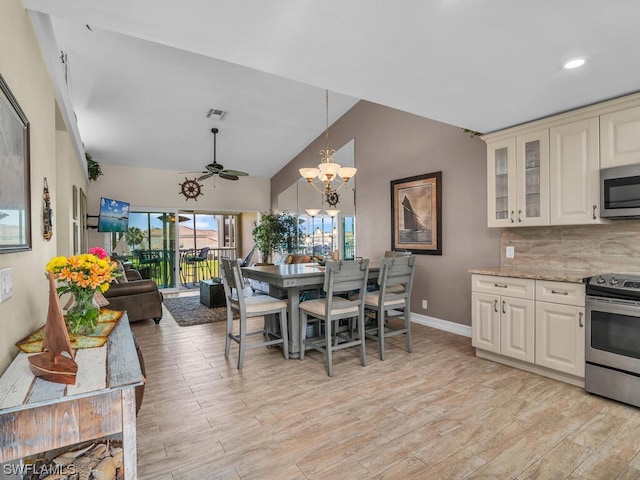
[600,105,640,168]
[500,296,535,363]
[535,301,585,377]
[487,138,516,227]
[486,130,549,227]
[471,274,586,385]
[471,292,500,353]
[549,117,601,225]
[534,280,585,377]
[471,275,535,362]
[480,92,640,227]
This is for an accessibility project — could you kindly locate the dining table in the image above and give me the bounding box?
[241,262,379,358]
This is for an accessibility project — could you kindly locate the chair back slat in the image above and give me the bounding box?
[378,255,416,297]
[323,259,370,295]
[220,258,238,290]
[221,257,246,310]
[384,250,411,257]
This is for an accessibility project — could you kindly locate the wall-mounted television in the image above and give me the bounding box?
[98,197,130,233]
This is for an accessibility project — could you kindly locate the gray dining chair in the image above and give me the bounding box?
[299,259,370,377]
[383,250,411,293]
[363,255,415,360]
[220,258,289,370]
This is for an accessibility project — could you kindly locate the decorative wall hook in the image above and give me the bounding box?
[43,178,53,241]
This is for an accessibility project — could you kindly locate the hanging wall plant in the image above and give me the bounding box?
[86,152,103,182]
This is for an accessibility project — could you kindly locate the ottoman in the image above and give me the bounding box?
[199,279,226,308]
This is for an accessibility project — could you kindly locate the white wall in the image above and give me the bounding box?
[0,0,86,373]
[55,130,88,257]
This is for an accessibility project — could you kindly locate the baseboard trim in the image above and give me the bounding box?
[410,312,472,338]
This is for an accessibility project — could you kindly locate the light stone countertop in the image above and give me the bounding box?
[468,266,600,284]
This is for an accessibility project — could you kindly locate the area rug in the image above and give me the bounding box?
[163,296,228,327]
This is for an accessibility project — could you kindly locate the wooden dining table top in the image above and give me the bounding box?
[242,262,379,288]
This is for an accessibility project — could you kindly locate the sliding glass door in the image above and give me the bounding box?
[177,212,239,283]
[126,212,176,288]
[113,210,241,289]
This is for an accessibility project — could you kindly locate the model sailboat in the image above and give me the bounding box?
[28,275,78,384]
[112,235,131,256]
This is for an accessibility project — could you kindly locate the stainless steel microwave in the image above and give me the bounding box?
[601,164,640,218]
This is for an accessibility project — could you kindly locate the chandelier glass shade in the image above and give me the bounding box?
[304,208,322,217]
[299,90,356,207]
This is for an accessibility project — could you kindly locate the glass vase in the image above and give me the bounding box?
[66,288,100,335]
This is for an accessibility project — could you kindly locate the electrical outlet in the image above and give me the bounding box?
[422,299,428,309]
[506,246,515,259]
[0,267,12,303]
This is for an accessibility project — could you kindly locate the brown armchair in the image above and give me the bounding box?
[103,269,164,323]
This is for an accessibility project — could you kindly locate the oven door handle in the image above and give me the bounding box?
[587,295,640,309]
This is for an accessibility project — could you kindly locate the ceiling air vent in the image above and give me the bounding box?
[206,108,227,120]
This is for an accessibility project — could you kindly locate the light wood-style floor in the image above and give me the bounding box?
[132,305,640,480]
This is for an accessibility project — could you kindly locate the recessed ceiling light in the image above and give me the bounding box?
[564,58,585,69]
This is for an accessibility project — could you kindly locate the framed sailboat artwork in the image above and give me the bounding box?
[391,171,442,255]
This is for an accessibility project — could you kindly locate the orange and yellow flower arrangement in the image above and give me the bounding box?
[46,247,118,334]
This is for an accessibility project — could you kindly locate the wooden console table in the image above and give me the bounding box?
[0,315,143,478]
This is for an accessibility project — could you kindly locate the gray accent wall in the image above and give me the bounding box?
[271,101,500,327]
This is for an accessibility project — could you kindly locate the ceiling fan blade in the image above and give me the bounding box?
[221,169,249,177]
[218,172,239,181]
[197,172,214,181]
[205,162,224,172]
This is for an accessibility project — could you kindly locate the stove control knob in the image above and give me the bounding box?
[610,277,619,286]
[597,276,606,285]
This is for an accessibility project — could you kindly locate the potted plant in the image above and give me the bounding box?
[252,211,300,264]
[86,152,103,182]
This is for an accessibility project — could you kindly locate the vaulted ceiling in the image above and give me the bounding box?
[24,0,640,179]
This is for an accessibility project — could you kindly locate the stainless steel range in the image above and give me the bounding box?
[585,273,640,407]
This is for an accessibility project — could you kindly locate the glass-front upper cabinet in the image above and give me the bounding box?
[487,138,516,227]
[486,130,549,227]
[516,130,549,226]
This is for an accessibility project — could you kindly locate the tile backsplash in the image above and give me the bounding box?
[500,220,640,274]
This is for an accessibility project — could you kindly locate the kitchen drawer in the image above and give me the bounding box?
[471,274,535,299]
[536,280,585,307]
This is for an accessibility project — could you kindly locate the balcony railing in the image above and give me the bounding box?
[179,247,238,285]
[127,247,238,288]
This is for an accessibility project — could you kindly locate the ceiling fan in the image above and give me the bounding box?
[197,128,249,181]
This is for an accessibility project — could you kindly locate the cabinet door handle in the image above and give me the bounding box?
[510,210,515,223]
[494,283,508,288]
[494,299,498,313]
[551,290,569,295]
[502,300,506,314]
[578,312,584,328]
[518,209,522,223]
[592,205,597,220]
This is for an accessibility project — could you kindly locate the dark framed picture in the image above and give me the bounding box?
[391,171,442,255]
[0,73,31,253]
[72,185,78,220]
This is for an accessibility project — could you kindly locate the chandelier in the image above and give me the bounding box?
[299,90,356,207]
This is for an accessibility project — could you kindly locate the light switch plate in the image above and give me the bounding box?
[506,246,515,259]
[0,267,13,303]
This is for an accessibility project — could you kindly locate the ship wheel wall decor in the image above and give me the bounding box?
[325,192,340,207]
[179,177,203,201]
